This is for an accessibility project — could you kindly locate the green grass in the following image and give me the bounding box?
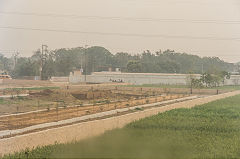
[211,85,240,90]
[3,95,240,159]
[124,84,189,88]
[125,84,240,90]
[0,98,5,104]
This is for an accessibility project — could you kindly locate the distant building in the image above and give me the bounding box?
[0,70,8,75]
[0,70,11,79]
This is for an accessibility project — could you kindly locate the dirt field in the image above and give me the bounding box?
[0,79,232,135]
[0,82,197,115]
[0,93,187,131]
[0,80,130,115]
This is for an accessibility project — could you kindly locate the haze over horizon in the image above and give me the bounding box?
[0,0,240,63]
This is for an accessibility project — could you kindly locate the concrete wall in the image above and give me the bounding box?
[0,90,240,156]
[225,75,240,85]
[50,77,69,82]
[69,72,200,85]
[69,72,240,86]
[16,76,40,80]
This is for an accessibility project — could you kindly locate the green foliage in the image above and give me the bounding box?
[0,98,4,104]
[191,78,203,88]
[0,54,12,73]
[4,95,240,159]
[125,84,189,88]
[200,72,228,88]
[0,47,235,79]
[127,60,143,73]
[17,96,24,100]
[135,107,144,111]
[124,83,240,90]
[12,57,39,78]
[187,71,232,88]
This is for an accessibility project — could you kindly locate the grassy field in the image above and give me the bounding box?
[125,84,240,90]
[3,95,240,159]
[126,84,189,88]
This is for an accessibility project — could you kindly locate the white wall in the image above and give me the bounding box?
[69,72,240,86]
[69,72,200,85]
[225,75,240,85]
[50,77,69,82]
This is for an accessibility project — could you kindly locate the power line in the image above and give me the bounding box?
[0,26,240,42]
[1,11,240,24]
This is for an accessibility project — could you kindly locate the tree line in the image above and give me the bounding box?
[0,46,237,79]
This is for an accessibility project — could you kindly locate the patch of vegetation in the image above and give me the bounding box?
[96,100,110,104]
[135,107,144,111]
[4,95,240,159]
[125,84,240,90]
[210,85,240,90]
[0,98,5,104]
[17,96,25,100]
[124,84,189,88]
[0,98,20,105]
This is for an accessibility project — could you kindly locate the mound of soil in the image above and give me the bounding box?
[71,93,87,100]
[29,89,53,97]
[71,90,112,100]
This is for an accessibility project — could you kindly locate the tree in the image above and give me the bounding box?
[12,57,39,77]
[218,71,231,85]
[127,61,143,73]
[0,54,12,73]
[85,46,113,73]
[200,71,229,88]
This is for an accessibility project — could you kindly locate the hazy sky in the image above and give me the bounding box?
[0,0,240,62]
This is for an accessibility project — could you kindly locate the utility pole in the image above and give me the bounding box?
[40,45,48,80]
[13,51,19,69]
[84,45,88,83]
